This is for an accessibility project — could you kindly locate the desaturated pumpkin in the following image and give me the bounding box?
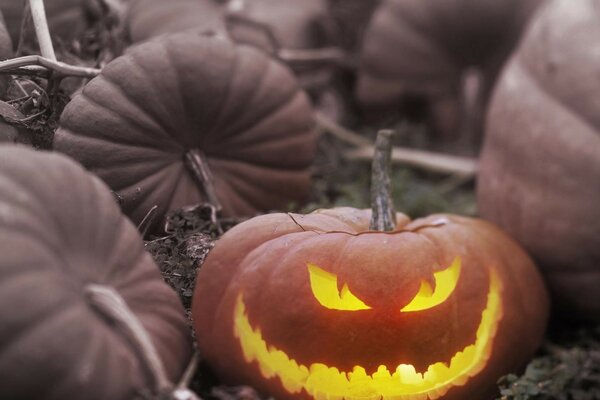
[53,32,316,229]
[0,0,99,47]
[126,0,227,44]
[192,207,548,400]
[478,0,600,320]
[125,0,333,93]
[356,0,544,144]
[0,145,192,399]
[126,0,329,51]
[0,9,12,96]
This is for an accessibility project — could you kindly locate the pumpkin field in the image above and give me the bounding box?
[0,0,599,399]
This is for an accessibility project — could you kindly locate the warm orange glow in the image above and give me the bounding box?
[401,257,462,312]
[307,263,371,311]
[233,267,503,400]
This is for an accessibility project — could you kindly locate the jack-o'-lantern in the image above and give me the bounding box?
[193,208,548,399]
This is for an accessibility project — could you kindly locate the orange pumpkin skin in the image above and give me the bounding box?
[54,33,316,228]
[192,208,548,400]
[356,0,544,140]
[478,0,600,320]
[0,145,192,399]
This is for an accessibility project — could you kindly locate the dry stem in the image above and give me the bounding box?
[0,55,101,78]
[28,0,56,61]
[85,284,173,394]
[370,130,396,231]
[346,146,478,177]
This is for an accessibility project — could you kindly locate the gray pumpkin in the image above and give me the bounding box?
[0,144,192,399]
[54,33,316,229]
[478,0,600,321]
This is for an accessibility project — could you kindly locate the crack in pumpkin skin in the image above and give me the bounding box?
[233,268,503,400]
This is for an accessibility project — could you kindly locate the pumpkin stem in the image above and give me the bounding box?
[28,0,57,61]
[84,284,173,395]
[185,149,223,213]
[369,129,396,231]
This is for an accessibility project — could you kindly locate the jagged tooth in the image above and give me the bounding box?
[372,365,392,381]
[425,362,451,384]
[346,367,381,400]
[305,363,349,400]
[396,364,423,385]
[276,353,307,394]
[348,366,370,383]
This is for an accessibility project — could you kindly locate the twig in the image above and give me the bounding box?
[345,146,478,177]
[277,47,348,66]
[15,1,32,57]
[315,112,371,147]
[370,130,396,231]
[28,0,56,61]
[171,352,202,400]
[138,205,159,238]
[0,55,101,78]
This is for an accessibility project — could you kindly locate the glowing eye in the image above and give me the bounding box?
[307,263,371,311]
[401,257,462,312]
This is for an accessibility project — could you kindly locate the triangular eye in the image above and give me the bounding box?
[307,263,371,311]
[401,257,462,312]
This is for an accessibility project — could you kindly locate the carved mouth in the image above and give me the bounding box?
[233,268,503,400]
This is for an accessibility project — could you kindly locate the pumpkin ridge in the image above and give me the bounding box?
[211,161,310,208]
[210,54,301,145]
[204,42,242,141]
[208,128,314,169]
[210,164,282,211]
[124,49,192,144]
[98,156,178,190]
[0,209,67,268]
[214,92,313,153]
[0,298,81,357]
[109,158,181,193]
[44,326,111,399]
[152,40,196,143]
[73,89,180,152]
[160,38,228,149]
[84,74,182,150]
[115,163,183,216]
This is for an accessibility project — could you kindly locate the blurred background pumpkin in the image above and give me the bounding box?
[477,0,600,322]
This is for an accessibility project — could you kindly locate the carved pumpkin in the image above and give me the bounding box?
[478,0,600,320]
[0,0,99,47]
[0,145,192,399]
[192,208,548,400]
[54,32,316,229]
[356,0,544,143]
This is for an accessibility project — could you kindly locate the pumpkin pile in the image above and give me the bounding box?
[0,0,596,399]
